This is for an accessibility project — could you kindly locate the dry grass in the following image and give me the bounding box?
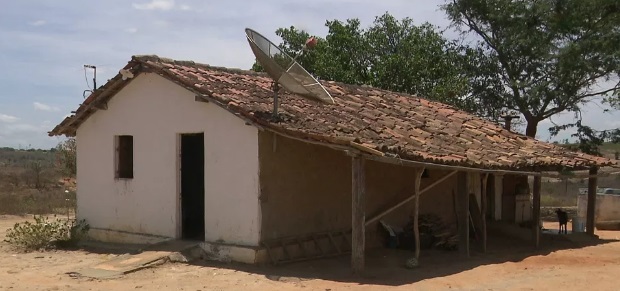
[0,189,76,216]
[0,148,76,216]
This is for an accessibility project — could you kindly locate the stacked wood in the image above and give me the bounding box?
[380,214,458,251]
[419,214,459,251]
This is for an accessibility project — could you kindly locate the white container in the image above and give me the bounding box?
[515,194,532,223]
[572,216,586,233]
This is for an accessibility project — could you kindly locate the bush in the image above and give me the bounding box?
[4,215,90,251]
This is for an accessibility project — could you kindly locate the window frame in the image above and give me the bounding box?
[115,135,134,179]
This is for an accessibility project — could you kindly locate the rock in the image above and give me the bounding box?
[405,257,419,269]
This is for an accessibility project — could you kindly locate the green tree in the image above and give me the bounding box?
[442,0,620,140]
[55,138,76,178]
[252,13,474,110]
[29,161,45,190]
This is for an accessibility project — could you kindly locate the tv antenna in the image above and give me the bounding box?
[245,28,334,119]
[83,64,97,98]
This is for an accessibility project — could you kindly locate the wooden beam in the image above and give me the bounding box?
[94,102,108,110]
[350,141,384,156]
[413,168,425,261]
[481,173,489,253]
[351,155,366,274]
[365,170,457,226]
[457,171,470,257]
[587,166,598,236]
[532,175,542,247]
[361,154,545,177]
[194,95,210,103]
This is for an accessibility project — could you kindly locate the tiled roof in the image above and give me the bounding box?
[50,55,613,171]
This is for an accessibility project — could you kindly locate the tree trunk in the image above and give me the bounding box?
[525,120,538,138]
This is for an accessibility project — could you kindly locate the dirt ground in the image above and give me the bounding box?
[2,216,620,291]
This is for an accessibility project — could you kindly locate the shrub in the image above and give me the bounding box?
[4,215,89,251]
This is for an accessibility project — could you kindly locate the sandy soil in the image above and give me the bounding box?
[2,215,620,291]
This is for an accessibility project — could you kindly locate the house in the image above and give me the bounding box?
[50,55,611,271]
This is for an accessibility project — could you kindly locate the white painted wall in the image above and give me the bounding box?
[468,172,481,208]
[578,194,620,222]
[76,72,261,246]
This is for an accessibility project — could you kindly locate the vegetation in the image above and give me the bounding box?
[55,138,77,178]
[0,139,77,216]
[254,1,620,154]
[252,13,475,112]
[443,0,620,138]
[0,139,85,251]
[4,216,89,251]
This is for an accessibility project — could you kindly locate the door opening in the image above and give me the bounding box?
[180,133,205,240]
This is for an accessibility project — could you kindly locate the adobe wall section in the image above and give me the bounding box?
[258,131,458,243]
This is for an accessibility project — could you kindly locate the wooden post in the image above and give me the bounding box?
[351,155,366,274]
[413,168,424,260]
[457,171,470,257]
[494,174,503,221]
[532,175,541,247]
[587,166,598,236]
[481,173,489,253]
[501,115,520,131]
[365,170,457,226]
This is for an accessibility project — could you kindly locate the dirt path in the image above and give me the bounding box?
[2,216,620,291]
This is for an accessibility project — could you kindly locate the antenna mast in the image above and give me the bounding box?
[271,82,280,118]
[83,64,97,98]
[84,64,97,90]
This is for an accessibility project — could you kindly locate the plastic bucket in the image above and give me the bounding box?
[572,216,586,233]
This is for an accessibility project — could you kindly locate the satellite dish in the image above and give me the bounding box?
[245,28,335,114]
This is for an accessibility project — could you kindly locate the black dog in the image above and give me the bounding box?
[556,208,568,234]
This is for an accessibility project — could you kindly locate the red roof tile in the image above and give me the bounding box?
[50,55,613,171]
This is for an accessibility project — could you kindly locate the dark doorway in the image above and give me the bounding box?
[180,133,205,240]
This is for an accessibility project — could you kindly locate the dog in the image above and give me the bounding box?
[556,208,568,234]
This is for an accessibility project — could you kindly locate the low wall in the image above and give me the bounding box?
[577,194,620,222]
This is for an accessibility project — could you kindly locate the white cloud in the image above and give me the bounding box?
[5,123,43,133]
[5,0,616,149]
[132,0,175,11]
[153,20,169,28]
[0,114,19,123]
[30,20,46,26]
[33,102,60,112]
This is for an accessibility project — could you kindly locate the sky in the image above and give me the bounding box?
[1,0,618,149]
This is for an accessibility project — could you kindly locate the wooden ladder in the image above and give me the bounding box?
[262,230,352,265]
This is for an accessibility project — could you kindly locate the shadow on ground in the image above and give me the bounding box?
[69,223,619,287]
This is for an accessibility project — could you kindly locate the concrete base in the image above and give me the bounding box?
[200,242,268,264]
[73,240,203,279]
[596,221,620,231]
[86,229,270,265]
[87,228,171,245]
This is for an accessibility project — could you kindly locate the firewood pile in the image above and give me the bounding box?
[416,214,459,251]
[379,213,458,251]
